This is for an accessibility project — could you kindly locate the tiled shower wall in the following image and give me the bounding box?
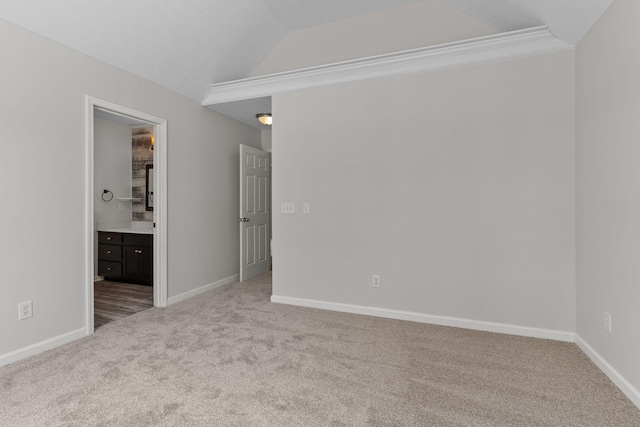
[132,127,153,222]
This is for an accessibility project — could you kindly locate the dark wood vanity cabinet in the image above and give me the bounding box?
[98,232,153,285]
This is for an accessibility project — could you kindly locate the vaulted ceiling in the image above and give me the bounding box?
[0,0,615,128]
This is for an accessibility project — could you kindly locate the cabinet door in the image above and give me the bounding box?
[140,248,153,284]
[123,246,142,280]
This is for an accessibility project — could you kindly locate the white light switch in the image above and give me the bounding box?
[281,202,295,214]
[303,203,311,215]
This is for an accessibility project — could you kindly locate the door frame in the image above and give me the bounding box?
[84,96,168,335]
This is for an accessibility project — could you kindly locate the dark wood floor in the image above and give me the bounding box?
[94,281,153,329]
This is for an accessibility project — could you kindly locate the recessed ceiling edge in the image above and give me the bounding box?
[202,26,572,106]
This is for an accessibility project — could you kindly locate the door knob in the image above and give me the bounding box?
[242,218,250,222]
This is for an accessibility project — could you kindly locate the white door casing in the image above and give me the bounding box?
[239,144,270,282]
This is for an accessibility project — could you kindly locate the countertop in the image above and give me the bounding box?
[97,227,153,235]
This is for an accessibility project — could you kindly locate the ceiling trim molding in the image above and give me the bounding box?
[202,26,572,106]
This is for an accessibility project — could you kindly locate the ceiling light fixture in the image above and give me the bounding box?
[256,113,272,126]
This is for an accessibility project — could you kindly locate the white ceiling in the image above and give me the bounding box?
[0,0,420,102]
[211,97,274,131]
[0,0,615,129]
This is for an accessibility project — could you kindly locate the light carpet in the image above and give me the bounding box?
[1,272,639,426]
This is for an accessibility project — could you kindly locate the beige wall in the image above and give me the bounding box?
[252,0,494,76]
[576,0,640,396]
[0,18,260,357]
[272,51,576,332]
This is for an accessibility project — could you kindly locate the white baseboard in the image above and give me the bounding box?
[576,335,640,409]
[94,276,104,282]
[168,274,239,305]
[271,295,575,342]
[0,327,86,368]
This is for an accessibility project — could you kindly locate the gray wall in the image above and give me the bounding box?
[576,0,640,396]
[94,117,133,227]
[272,50,576,332]
[261,130,272,152]
[0,17,260,356]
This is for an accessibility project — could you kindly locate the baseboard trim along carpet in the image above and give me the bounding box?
[0,327,86,368]
[576,334,640,410]
[271,295,575,343]
[168,274,240,306]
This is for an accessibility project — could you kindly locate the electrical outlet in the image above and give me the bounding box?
[18,301,33,320]
[603,311,612,334]
[118,202,125,211]
[372,275,381,288]
[303,202,311,215]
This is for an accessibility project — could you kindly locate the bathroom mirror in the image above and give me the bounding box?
[146,164,154,211]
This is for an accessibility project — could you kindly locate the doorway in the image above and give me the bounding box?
[85,96,168,334]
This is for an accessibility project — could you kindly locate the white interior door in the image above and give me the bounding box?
[239,144,270,282]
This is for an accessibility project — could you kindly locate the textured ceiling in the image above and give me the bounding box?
[0,0,420,103]
[0,0,616,129]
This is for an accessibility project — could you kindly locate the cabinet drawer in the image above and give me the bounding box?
[99,232,122,244]
[123,234,153,247]
[98,261,122,277]
[98,244,121,261]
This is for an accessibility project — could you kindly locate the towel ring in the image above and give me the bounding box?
[101,189,114,202]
